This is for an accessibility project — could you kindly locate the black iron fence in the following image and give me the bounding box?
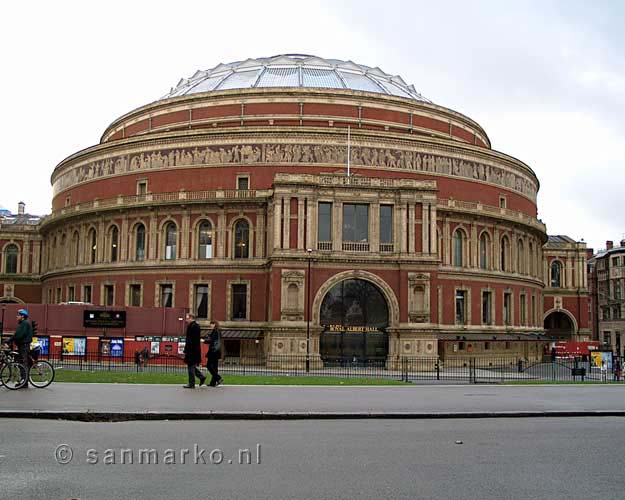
[39,351,625,384]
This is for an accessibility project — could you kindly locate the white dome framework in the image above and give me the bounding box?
[162,54,432,102]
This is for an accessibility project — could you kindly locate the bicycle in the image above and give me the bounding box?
[0,345,28,390]
[0,342,55,389]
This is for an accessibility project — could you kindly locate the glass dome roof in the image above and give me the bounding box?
[162,54,432,103]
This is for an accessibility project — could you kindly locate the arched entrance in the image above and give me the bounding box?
[319,279,389,363]
[543,311,575,339]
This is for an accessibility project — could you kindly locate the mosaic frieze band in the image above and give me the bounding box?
[53,143,538,201]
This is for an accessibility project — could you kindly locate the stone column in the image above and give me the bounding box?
[429,204,437,255]
[407,203,415,253]
[256,210,265,258]
[120,215,129,262]
[97,219,105,263]
[443,218,450,266]
[148,213,158,261]
[332,202,342,251]
[398,203,407,254]
[22,240,30,274]
[32,240,41,274]
[371,202,380,252]
[273,198,282,250]
[297,198,305,249]
[181,210,190,259]
[422,203,430,254]
[217,211,227,258]
[307,198,316,251]
[471,222,478,268]
[283,198,291,249]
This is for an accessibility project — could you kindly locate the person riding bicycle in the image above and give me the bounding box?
[13,309,33,388]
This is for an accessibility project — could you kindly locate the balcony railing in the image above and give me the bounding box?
[317,241,332,251]
[342,241,370,252]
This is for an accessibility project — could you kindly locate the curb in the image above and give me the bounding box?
[2,410,625,422]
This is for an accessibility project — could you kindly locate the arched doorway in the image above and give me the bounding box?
[543,311,575,339]
[319,279,389,363]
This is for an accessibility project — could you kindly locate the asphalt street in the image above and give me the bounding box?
[1,417,624,500]
[1,383,625,418]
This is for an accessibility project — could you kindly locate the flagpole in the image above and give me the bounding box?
[347,125,351,178]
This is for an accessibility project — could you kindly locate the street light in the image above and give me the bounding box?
[306,248,313,373]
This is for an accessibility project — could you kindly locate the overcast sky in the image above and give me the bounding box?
[1,0,623,252]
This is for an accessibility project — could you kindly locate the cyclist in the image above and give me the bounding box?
[13,309,34,388]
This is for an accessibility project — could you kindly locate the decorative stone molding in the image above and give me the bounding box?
[280,269,305,321]
[407,272,431,323]
[53,141,537,201]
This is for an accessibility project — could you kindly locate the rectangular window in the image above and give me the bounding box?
[520,294,527,326]
[194,284,209,319]
[484,342,491,350]
[482,291,492,325]
[56,287,62,304]
[342,204,369,243]
[68,286,75,302]
[499,196,507,208]
[531,295,536,326]
[237,176,249,190]
[379,205,393,246]
[137,180,148,196]
[83,285,92,304]
[504,292,512,325]
[612,257,619,267]
[130,284,142,307]
[317,202,332,249]
[104,285,114,306]
[614,280,622,300]
[160,284,173,308]
[455,290,467,325]
[613,306,621,320]
[232,284,247,320]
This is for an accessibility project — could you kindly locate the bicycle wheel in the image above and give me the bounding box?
[0,362,28,390]
[29,360,55,388]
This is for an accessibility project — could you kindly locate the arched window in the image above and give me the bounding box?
[550,261,562,288]
[500,236,509,272]
[452,229,464,267]
[135,224,146,261]
[198,220,213,259]
[164,222,177,260]
[88,228,97,264]
[109,226,119,262]
[479,232,490,270]
[72,231,80,266]
[517,239,525,274]
[234,220,250,259]
[4,244,18,274]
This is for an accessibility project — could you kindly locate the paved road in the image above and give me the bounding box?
[1,417,625,500]
[1,383,625,418]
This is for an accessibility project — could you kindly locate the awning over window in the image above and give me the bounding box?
[220,330,263,339]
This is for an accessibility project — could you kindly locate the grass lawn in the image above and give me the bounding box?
[54,369,408,386]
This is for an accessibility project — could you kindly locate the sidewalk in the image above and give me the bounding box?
[1,383,625,420]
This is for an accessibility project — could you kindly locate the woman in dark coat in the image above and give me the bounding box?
[205,320,223,387]
[183,313,206,388]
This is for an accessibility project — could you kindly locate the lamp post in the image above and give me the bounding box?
[306,248,312,373]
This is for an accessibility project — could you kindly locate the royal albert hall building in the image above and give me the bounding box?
[2,55,591,365]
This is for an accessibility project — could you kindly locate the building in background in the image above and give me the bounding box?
[0,55,591,365]
[588,239,625,358]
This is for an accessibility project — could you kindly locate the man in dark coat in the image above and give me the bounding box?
[183,313,206,388]
[205,320,223,387]
[13,309,33,389]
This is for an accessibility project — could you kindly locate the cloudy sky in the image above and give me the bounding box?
[1,0,623,252]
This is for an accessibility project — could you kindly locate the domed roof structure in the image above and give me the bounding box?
[162,54,432,103]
